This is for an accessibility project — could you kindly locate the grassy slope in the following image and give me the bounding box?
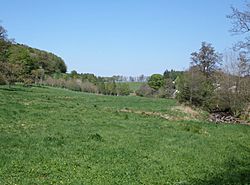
[0,85,249,185]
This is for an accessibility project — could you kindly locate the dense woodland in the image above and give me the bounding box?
[0,3,250,122]
[0,28,66,85]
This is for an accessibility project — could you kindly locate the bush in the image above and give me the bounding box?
[0,73,6,85]
[65,80,81,91]
[105,82,117,95]
[155,87,170,98]
[80,81,98,93]
[157,78,175,98]
[136,84,155,97]
[209,73,250,117]
[116,83,131,96]
[176,68,214,108]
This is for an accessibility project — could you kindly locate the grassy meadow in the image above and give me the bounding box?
[0,85,249,184]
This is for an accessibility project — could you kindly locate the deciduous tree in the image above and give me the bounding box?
[191,42,222,78]
[148,74,164,90]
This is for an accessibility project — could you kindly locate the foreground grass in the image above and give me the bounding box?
[0,85,249,184]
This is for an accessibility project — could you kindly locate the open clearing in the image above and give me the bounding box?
[0,85,249,184]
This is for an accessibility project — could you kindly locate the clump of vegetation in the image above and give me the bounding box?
[176,42,222,108]
[148,74,164,90]
[89,133,104,142]
[136,70,182,98]
[136,83,155,97]
[175,3,250,120]
[42,72,132,96]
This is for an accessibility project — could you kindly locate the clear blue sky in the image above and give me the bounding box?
[0,0,244,76]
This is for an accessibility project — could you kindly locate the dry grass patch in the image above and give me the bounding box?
[119,105,203,121]
[172,105,200,118]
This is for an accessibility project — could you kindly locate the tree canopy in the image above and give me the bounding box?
[0,24,67,84]
[148,74,164,90]
[191,42,222,78]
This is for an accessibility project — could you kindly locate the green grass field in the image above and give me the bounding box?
[0,85,249,184]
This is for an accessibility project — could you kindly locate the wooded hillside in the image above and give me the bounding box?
[0,25,67,85]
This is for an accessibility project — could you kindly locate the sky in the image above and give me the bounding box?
[0,0,245,76]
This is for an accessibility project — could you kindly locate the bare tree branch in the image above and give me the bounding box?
[228,5,250,34]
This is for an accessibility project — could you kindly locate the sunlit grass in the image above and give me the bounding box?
[0,85,249,184]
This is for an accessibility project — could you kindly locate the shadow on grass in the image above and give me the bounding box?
[32,84,49,89]
[0,84,48,92]
[193,146,250,185]
[0,86,29,92]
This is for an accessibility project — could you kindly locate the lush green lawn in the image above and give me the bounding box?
[0,85,249,184]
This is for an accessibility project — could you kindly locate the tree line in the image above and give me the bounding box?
[136,3,250,120]
[43,72,131,96]
[0,25,67,85]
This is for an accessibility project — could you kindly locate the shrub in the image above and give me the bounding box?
[0,73,6,85]
[80,81,98,93]
[116,83,131,96]
[176,68,214,108]
[65,79,81,91]
[136,84,155,97]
